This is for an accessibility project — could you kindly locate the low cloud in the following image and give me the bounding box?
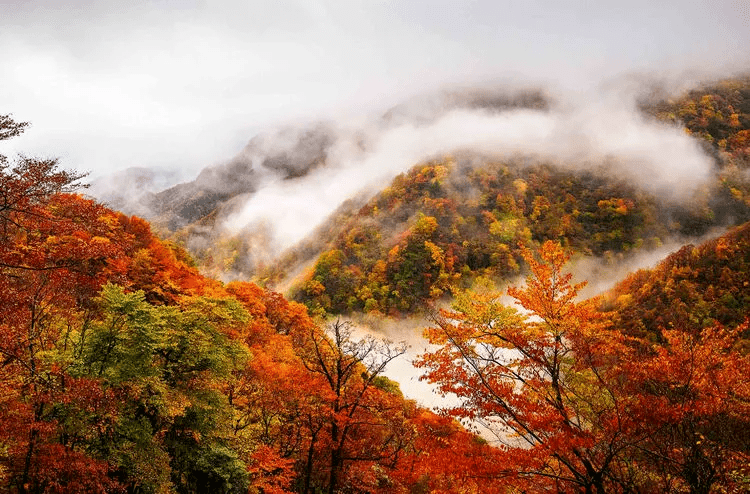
[3,1,747,180]
[224,82,715,252]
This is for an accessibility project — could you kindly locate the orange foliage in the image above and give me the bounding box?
[419,241,750,492]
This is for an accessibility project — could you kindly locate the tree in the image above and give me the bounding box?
[387,410,508,494]
[623,322,750,493]
[298,319,408,494]
[416,241,645,493]
[0,114,29,142]
[1,114,87,248]
[73,284,251,493]
[417,240,750,493]
[227,283,442,494]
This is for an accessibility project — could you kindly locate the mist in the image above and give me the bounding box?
[2,0,748,179]
[223,80,715,252]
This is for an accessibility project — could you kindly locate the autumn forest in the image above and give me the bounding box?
[2,77,750,494]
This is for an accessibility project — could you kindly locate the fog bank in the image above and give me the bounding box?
[224,83,715,252]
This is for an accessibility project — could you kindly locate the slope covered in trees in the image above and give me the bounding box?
[643,76,750,224]
[602,220,750,341]
[283,154,745,317]
[644,76,750,165]
[258,77,750,317]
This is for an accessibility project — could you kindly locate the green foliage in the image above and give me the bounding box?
[168,443,248,494]
[73,284,250,493]
[371,375,404,397]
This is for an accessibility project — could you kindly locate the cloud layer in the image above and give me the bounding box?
[224,84,715,250]
[1,0,748,179]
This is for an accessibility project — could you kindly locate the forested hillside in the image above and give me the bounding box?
[603,220,750,341]
[283,155,738,316]
[645,76,750,217]
[260,77,750,317]
[644,76,750,165]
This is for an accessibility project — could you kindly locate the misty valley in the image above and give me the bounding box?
[2,76,750,494]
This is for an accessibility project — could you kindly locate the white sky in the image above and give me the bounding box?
[1,0,749,179]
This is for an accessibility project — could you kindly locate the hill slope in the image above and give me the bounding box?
[280,149,750,315]
[603,220,750,341]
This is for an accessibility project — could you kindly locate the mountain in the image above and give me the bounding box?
[148,122,336,229]
[272,76,750,316]
[88,166,184,219]
[121,86,550,231]
[87,87,552,273]
[88,77,750,317]
[282,151,750,315]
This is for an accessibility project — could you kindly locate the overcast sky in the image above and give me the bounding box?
[1,0,749,179]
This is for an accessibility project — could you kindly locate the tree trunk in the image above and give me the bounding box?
[303,431,317,494]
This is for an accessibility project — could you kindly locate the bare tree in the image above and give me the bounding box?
[300,319,408,494]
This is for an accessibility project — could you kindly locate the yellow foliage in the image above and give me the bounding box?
[305,279,325,297]
[387,245,400,263]
[413,215,438,237]
[512,178,527,195]
[424,240,444,266]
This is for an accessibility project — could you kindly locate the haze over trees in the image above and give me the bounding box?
[1,76,750,493]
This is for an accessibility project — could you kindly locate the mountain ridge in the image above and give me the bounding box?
[89,76,750,318]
